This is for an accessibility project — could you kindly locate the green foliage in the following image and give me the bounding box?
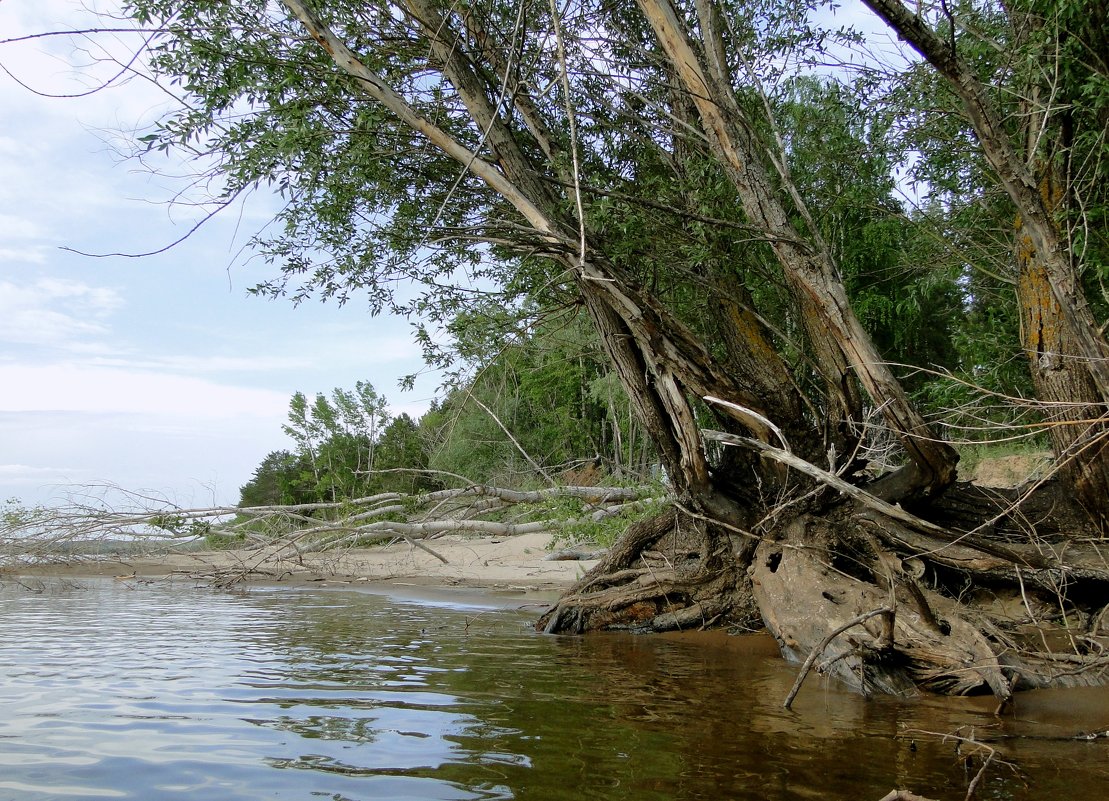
[203,530,246,550]
[373,414,435,494]
[126,0,518,350]
[425,309,655,485]
[546,494,669,549]
[849,2,1109,425]
[1,498,47,531]
[240,381,441,506]
[776,77,966,390]
[274,381,391,502]
[147,514,212,540]
[238,450,306,506]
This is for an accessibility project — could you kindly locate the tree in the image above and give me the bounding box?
[282,391,324,488]
[34,0,1109,697]
[862,0,1109,520]
[373,413,435,494]
[238,449,306,506]
[266,381,391,503]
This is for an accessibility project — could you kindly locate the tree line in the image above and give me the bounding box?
[239,309,662,506]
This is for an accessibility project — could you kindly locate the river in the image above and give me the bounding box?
[1,577,1105,800]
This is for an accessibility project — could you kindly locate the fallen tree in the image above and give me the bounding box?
[0,482,658,572]
[8,0,1109,700]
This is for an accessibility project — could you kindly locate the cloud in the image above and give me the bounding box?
[0,136,26,157]
[0,212,47,241]
[291,327,425,369]
[0,4,197,238]
[0,363,290,418]
[0,362,292,506]
[0,245,49,264]
[87,354,313,374]
[0,464,86,484]
[80,330,423,376]
[0,277,123,351]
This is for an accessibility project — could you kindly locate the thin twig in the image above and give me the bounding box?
[783,606,895,709]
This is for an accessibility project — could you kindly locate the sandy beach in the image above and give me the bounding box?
[9,532,599,600]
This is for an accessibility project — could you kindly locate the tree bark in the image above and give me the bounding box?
[863,0,1109,409]
[637,0,958,498]
[1017,193,1109,525]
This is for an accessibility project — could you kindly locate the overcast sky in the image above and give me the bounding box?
[0,1,438,507]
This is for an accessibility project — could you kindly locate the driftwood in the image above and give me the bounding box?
[0,483,659,572]
[545,547,608,561]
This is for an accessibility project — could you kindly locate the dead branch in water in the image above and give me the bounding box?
[782,606,896,710]
[0,481,663,574]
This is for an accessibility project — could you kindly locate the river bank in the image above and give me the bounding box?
[8,531,599,597]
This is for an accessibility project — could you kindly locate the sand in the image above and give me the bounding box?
[10,532,599,600]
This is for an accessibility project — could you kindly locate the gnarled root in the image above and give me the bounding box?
[537,507,755,634]
[538,485,1109,699]
[751,515,1012,699]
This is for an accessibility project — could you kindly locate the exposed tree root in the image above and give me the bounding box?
[540,481,1109,700]
[537,508,756,634]
[751,515,1012,699]
[876,790,939,801]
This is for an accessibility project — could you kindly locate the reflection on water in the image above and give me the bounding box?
[1,577,1106,801]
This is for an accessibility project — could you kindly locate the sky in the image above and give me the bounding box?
[0,1,439,508]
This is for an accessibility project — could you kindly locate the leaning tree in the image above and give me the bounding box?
[41,0,1109,698]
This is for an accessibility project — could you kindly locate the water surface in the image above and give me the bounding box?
[1,577,1106,800]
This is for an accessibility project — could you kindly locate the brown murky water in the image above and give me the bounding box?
[1,577,1105,800]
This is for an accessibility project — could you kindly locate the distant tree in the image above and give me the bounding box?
[310,382,390,500]
[238,449,313,506]
[373,413,434,493]
[249,381,393,504]
[282,392,323,486]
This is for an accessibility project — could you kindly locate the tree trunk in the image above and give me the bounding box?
[1009,5,1109,528]
[636,0,958,498]
[1017,183,1109,525]
[863,1,1109,520]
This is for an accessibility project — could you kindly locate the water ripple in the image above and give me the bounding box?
[4,578,1105,800]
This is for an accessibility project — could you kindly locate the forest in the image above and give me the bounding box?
[6,0,1109,701]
